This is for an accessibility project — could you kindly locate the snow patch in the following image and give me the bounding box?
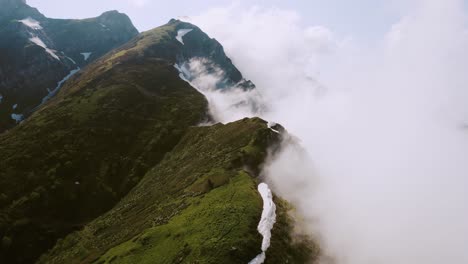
[19,17,42,30]
[174,63,192,82]
[248,252,265,264]
[66,56,77,65]
[29,37,60,60]
[81,52,92,61]
[176,29,193,45]
[267,122,280,134]
[12,104,18,110]
[11,113,24,123]
[249,183,276,264]
[39,68,80,106]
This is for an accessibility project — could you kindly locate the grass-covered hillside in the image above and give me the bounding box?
[39,118,315,264]
[0,21,207,263]
[0,18,317,263]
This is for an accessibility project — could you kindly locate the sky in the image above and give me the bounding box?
[27,0,400,40]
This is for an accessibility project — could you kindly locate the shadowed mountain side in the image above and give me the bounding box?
[0,0,138,132]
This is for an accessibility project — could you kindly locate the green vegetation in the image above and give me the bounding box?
[39,118,314,264]
[0,17,317,263]
[0,21,206,263]
[95,172,261,264]
[266,198,321,263]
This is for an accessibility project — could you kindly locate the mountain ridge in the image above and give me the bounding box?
[0,14,318,264]
[0,1,138,132]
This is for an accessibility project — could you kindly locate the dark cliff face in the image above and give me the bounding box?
[172,20,255,90]
[123,19,255,91]
[44,10,139,64]
[0,3,138,132]
[0,0,43,23]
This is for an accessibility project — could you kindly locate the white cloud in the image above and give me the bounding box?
[304,26,336,53]
[127,0,149,8]
[174,58,265,123]
[187,1,468,263]
[186,5,340,107]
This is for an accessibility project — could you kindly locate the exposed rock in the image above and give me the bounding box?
[0,2,138,132]
[172,19,255,90]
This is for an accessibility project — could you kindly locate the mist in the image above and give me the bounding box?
[182,0,468,263]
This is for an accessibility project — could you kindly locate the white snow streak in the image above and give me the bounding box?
[11,113,24,123]
[19,17,42,30]
[81,52,92,61]
[249,183,276,264]
[248,252,265,264]
[176,29,193,45]
[267,122,280,134]
[174,63,192,82]
[39,68,80,105]
[29,37,60,60]
[12,104,18,110]
[66,56,77,65]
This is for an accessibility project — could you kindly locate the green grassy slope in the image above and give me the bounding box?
[39,118,315,264]
[0,18,318,263]
[0,22,207,264]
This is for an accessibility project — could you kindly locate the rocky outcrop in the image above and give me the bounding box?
[172,19,255,90]
[0,0,43,23]
[0,2,138,132]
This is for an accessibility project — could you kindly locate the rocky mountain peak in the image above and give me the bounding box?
[99,10,124,18]
[97,10,139,34]
[0,0,42,21]
[0,3,138,132]
[0,0,26,6]
[98,10,130,23]
[169,19,255,90]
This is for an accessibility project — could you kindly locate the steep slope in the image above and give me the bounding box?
[0,0,138,132]
[39,118,314,264]
[0,19,269,264]
[0,0,43,22]
[112,19,254,90]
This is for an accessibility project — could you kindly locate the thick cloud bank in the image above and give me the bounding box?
[185,1,468,263]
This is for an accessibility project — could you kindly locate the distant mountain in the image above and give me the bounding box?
[0,17,316,264]
[0,0,138,132]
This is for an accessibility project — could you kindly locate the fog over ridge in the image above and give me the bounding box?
[182,1,468,263]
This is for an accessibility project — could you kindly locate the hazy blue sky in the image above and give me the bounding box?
[27,0,400,38]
